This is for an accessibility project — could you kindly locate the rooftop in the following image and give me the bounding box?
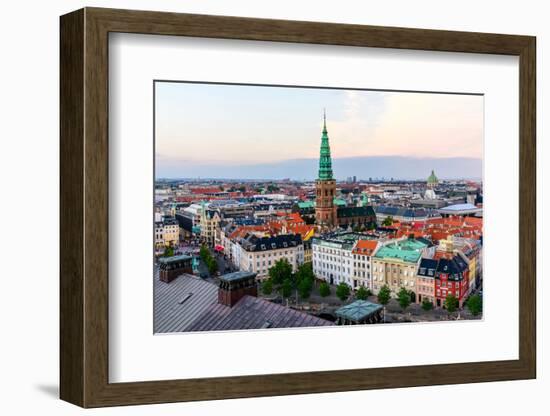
[417,258,438,278]
[154,271,218,333]
[313,232,376,250]
[297,201,315,209]
[219,271,257,283]
[337,205,376,218]
[187,295,334,332]
[352,240,379,255]
[240,233,302,252]
[335,300,383,322]
[439,203,482,213]
[154,270,333,333]
[158,254,193,264]
[374,238,428,263]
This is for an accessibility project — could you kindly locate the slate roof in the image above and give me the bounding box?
[436,255,468,281]
[154,269,332,333]
[337,205,376,218]
[154,270,218,333]
[162,217,179,226]
[186,295,333,332]
[335,300,383,322]
[158,254,193,265]
[417,258,438,278]
[240,233,302,252]
[375,205,439,219]
[219,271,256,283]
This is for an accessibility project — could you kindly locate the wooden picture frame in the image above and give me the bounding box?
[60,7,536,408]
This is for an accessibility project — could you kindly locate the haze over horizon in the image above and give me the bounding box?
[155,82,483,180]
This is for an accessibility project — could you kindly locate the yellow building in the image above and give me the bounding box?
[154,218,179,250]
[438,237,480,290]
[200,206,220,247]
[371,239,429,296]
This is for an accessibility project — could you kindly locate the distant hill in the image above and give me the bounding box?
[158,156,482,181]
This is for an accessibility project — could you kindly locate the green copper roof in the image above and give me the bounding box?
[427,169,438,184]
[374,239,428,263]
[318,110,334,181]
[335,300,383,322]
[333,198,346,206]
[298,201,315,209]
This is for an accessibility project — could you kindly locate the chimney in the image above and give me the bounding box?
[158,254,193,283]
[218,271,258,307]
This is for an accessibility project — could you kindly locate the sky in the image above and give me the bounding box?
[155,81,483,180]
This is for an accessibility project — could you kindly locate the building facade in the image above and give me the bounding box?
[237,234,304,280]
[416,258,437,304]
[434,255,470,308]
[371,238,430,296]
[312,233,372,287]
[200,205,221,246]
[351,240,380,290]
[154,217,179,250]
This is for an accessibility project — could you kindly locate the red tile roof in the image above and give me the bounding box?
[352,240,379,255]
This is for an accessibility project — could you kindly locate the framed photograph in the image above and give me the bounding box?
[60,7,536,408]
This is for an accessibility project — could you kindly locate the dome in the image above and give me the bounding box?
[427,169,438,185]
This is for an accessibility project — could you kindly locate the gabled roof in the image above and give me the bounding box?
[240,233,302,252]
[352,240,379,256]
[418,258,438,278]
[436,255,468,280]
[187,295,333,332]
[337,205,376,218]
[154,271,218,333]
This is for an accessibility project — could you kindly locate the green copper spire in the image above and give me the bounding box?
[318,109,334,180]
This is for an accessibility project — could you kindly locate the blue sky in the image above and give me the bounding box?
[155,81,483,179]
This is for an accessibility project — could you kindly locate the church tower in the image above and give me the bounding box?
[315,110,337,228]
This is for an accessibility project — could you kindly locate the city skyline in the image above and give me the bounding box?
[155,82,483,180]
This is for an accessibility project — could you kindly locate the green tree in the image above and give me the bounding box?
[377,285,391,306]
[298,276,313,299]
[466,294,482,316]
[336,282,351,302]
[397,287,412,310]
[162,245,175,257]
[199,245,209,261]
[295,262,314,287]
[356,286,370,300]
[319,281,331,298]
[445,294,459,314]
[262,279,273,296]
[421,299,434,311]
[281,278,293,298]
[268,258,293,285]
[207,258,218,274]
[382,216,394,226]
